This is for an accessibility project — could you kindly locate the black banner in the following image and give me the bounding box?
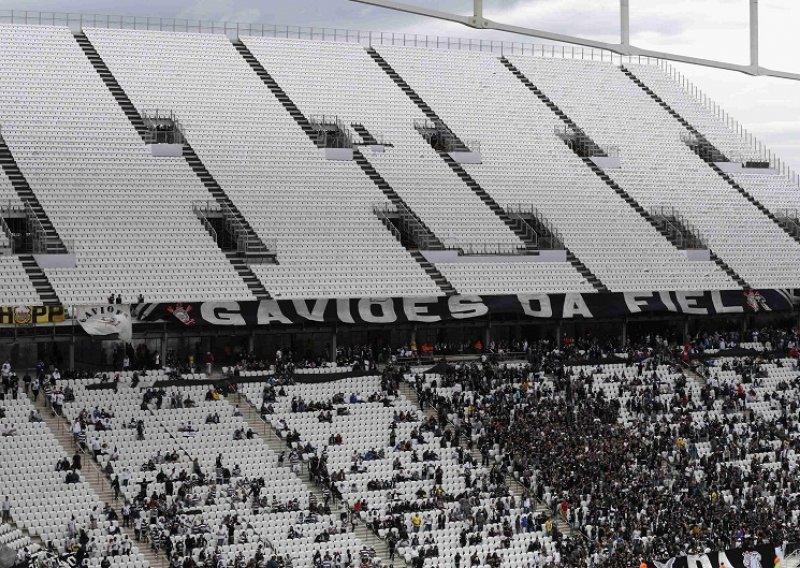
[133,289,797,328]
[647,543,784,568]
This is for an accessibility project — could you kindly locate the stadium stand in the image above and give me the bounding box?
[0,25,796,302]
[0,391,151,568]
[506,55,800,289]
[3,14,800,568]
[625,63,800,234]
[82,27,443,300]
[0,24,255,306]
[373,45,737,293]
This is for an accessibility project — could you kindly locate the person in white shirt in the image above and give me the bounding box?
[0,360,10,380]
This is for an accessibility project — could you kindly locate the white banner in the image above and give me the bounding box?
[74,305,132,342]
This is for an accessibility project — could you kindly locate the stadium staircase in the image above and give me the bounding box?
[365,47,467,150]
[233,39,456,296]
[74,32,148,141]
[225,252,271,300]
[356,148,457,295]
[76,33,275,299]
[350,123,381,146]
[502,57,749,289]
[0,138,64,305]
[17,256,61,306]
[620,65,800,250]
[232,40,322,145]
[367,47,610,292]
[232,393,404,567]
[438,152,538,255]
[26,391,164,568]
[407,251,457,296]
[440,151,609,292]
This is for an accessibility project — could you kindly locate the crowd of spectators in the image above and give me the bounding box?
[399,326,800,566]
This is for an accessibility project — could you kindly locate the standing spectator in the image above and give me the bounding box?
[31,375,40,401]
[1,496,9,522]
[204,351,214,375]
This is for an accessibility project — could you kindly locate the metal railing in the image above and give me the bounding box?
[0,9,626,62]
[553,125,619,159]
[141,108,185,145]
[650,205,706,250]
[505,204,565,250]
[458,242,528,255]
[192,201,218,244]
[0,215,13,252]
[193,200,274,259]
[652,58,800,187]
[308,115,353,149]
[413,119,479,154]
[372,202,441,250]
[775,209,800,239]
[351,123,389,146]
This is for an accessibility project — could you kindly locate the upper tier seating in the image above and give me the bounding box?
[628,62,800,224]
[508,55,800,289]
[0,24,797,304]
[625,63,763,163]
[378,45,736,292]
[0,25,254,305]
[241,37,522,252]
[84,28,441,300]
[240,37,592,295]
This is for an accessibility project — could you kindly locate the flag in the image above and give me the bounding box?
[74,305,132,342]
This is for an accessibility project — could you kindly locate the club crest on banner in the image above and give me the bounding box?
[13,305,32,325]
[744,290,770,312]
[167,303,195,326]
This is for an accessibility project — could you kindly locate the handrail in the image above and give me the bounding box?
[141,108,185,145]
[308,115,354,148]
[458,242,528,255]
[654,59,800,187]
[504,204,565,250]
[193,200,273,258]
[650,206,706,249]
[413,119,478,153]
[0,9,633,63]
[0,215,13,250]
[193,202,218,244]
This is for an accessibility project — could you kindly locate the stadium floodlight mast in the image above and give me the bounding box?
[349,0,800,81]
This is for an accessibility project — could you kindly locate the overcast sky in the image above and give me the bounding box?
[3,0,800,169]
